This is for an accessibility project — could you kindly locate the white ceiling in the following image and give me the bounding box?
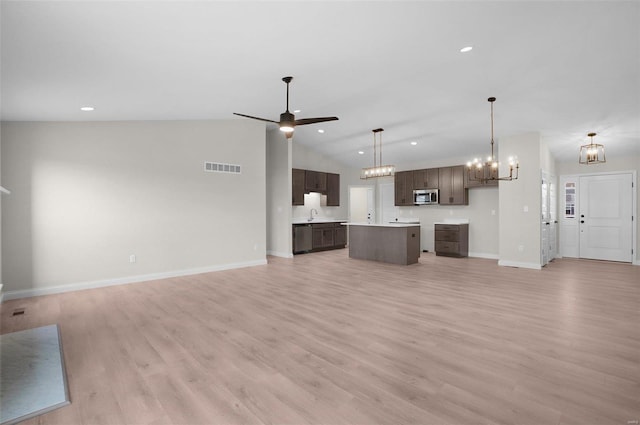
[2,1,639,169]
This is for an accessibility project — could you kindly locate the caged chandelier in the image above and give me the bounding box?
[360,128,396,179]
[579,132,606,165]
[467,97,519,183]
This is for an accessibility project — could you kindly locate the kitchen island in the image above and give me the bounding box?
[344,223,420,265]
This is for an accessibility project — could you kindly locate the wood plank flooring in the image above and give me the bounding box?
[1,251,639,425]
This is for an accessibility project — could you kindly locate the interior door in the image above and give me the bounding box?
[579,173,633,262]
[548,176,558,260]
[349,186,375,224]
[541,172,549,266]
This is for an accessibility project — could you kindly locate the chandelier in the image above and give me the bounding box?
[467,97,519,183]
[360,128,395,179]
[579,132,606,164]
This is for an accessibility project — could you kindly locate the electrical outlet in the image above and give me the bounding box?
[129,254,136,263]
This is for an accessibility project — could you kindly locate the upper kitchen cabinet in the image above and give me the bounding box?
[326,173,340,206]
[413,168,439,189]
[439,165,468,205]
[292,168,340,206]
[394,170,414,206]
[305,170,327,193]
[292,168,306,206]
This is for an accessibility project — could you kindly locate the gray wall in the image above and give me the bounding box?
[1,119,266,297]
[498,132,543,269]
[266,129,292,257]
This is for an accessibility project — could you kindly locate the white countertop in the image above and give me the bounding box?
[292,218,347,224]
[434,219,470,225]
[342,222,420,228]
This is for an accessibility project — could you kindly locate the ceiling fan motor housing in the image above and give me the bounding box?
[279,111,295,131]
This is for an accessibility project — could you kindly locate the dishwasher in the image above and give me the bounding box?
[293,224,313,254]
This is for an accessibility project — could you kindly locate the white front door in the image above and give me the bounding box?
[579,173,633,262]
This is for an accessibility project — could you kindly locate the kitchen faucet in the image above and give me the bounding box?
[309,208,318,221]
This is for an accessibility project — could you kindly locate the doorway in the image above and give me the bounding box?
[349,186,375,224]
[560,172,635,262]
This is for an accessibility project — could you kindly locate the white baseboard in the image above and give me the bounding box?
[267,250,294,259]
[1,259,268,301]
[498,260,542,270]
[633,259,640,266]
[468,252,499,260]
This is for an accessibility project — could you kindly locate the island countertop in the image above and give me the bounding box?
[342,222,420,228]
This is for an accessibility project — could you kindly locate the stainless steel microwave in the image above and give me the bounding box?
[413,189,438,205]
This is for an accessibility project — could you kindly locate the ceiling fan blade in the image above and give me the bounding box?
[233,113,278,124]
[294,117,339,126]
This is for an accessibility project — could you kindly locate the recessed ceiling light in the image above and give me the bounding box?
[411,141,418,145]
[317,129,325,133]
[460,46,473,53]
[293,109,301,113]
[358,151,364,155]
[80,106,94,111]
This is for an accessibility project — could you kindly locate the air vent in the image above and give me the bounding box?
[204,162,241,174]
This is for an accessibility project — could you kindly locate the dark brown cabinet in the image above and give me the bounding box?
[326,173,340,206]
[334,225,346,246]
[439,166,468,205]
[413,168,439,189]
[394,170,414,206]
[294,222,345,254]
[292,168,306,205]
[305,170,327,193]
[435,223,469,257]
[312,224,335,249]
[292,168,340,206]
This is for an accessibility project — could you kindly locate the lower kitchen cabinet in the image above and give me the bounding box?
[312,224,335,249]
[293,222,346,254]
[434,223,469,257]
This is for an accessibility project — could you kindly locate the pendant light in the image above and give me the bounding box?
[360,128,395,179]
[467,97,519,183]
[579,132,606,164]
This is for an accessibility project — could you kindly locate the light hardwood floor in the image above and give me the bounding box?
[1,251,639,425]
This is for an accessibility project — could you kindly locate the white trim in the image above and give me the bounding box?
[498,260,542,270]
[0,284,4,303]
[267,250,294,259]
[1,259,267,301]
[469,252,499,260]
[633,260,640,266]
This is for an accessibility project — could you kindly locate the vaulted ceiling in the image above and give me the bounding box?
[2,1,639,168]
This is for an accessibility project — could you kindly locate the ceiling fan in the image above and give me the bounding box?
[233,76,339,139]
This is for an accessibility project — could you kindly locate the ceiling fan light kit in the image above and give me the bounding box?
[579,132,606,164]
[466,97,519,183]
[361,128,396,179]
[234,76,338,138]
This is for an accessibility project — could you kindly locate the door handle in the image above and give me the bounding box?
[580,220,585,223]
